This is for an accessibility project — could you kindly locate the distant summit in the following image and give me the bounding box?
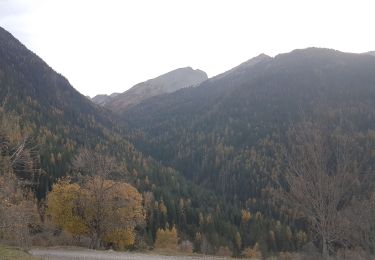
[93,67,207,112]
[91,93,119,106]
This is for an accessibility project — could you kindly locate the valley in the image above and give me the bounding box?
[0,25,374,259]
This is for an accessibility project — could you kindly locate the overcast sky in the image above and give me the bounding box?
[1,0,374,97]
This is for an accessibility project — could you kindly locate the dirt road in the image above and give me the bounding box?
[30,248,232,260]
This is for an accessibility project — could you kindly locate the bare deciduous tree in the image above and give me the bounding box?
[0,110,41,247]
[72,149,119,248]
[277,120,361,258]
[344,193,375,255]
[73,148,120,179]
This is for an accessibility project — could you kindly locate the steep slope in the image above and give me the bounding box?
[103,67,207,112]
[0,26,118,184]
[0,27,242,249]
[121,47,375,200]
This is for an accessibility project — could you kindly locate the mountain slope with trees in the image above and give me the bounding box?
[121,48,375,195]
[0,27,244,252]
[120,48,375,256]
[2,23,375,257]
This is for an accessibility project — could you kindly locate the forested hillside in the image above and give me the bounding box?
[0,27,243,253]
[121,48,375,197]
[120,48,375,255]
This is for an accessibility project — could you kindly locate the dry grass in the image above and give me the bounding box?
[0,245,41,260]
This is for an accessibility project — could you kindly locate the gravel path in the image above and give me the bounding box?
[29,248,232,260]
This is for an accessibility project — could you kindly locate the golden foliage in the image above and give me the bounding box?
[46,178,88,236]
[109,181,145,228]
[102,228,135,250]
[241,209,252,223]
[154,226,178,250]
[296,230,308,246]
[242,242,262,259]
[46,176,144,249]
[158,200,168,215]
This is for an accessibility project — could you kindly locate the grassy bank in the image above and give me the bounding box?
[0,245,41,260]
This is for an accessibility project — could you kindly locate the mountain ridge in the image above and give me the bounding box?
[92,67,208,112]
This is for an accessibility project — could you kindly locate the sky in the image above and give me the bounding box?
[1,0,375,97]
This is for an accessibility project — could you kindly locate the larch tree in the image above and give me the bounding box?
[154,226,179,251]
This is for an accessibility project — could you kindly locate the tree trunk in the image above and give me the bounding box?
[322,236,328,259]
[91,234,100,249]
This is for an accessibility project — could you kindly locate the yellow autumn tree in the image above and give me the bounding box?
[100,181,144,249]
[46,178,88,236]
[47,175,145,249]
[154,226,178,251]
[73,149,145,249]
[103,228,135,250]
[242,242,262,258]
[241,209,252,223]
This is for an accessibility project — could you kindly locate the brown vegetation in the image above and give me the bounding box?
[276,119,375,258]
[0,111,41,247]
